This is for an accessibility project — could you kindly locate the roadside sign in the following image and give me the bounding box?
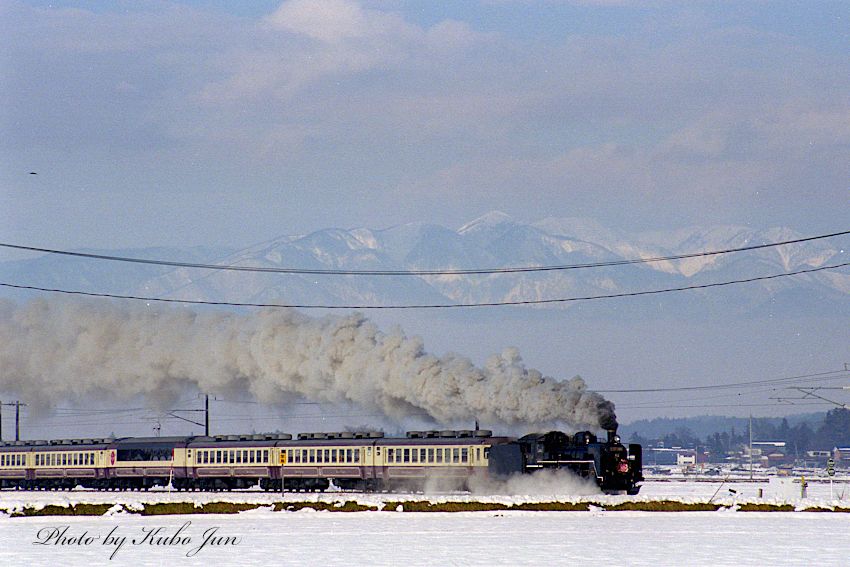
[827,458,835,477]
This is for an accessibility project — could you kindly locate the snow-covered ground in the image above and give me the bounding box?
[1,508,849,566]
[2,480,849,565]
[1,477,847,512]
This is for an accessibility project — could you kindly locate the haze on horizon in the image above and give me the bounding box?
[1,1,848,437]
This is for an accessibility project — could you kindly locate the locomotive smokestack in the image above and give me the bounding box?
[607,428,617,443]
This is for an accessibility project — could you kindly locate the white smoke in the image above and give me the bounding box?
[0,299,616,429]
[468,468,601,497]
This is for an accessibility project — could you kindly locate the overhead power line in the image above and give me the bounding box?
[596,369,850,394]
[0,229,847,276]
[1,260,847,309]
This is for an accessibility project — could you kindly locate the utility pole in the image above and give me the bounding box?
[749,414,753,481]
[0,401,26,442]
[168,394,212,436]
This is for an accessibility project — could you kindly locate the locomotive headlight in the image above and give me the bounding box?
[613,435,620,444]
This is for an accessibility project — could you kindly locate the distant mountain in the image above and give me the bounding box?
[1,213,847,317]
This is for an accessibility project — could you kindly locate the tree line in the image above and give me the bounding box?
[628,408,850,458]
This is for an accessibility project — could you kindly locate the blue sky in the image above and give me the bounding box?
[2,0,848,252]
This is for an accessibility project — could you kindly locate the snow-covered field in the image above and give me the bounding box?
[2,508,849,566]
[2,480,849,566]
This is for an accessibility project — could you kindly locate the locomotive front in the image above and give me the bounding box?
[495,428,642,494]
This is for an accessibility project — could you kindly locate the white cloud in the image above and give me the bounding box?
[265,0,415,43]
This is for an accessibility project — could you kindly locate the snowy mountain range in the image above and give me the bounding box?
[2,212,848,316]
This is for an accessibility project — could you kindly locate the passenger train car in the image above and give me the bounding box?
[0,428,642,494]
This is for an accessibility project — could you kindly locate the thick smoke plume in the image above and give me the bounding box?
[0,299,617,429]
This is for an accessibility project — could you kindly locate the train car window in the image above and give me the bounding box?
[117,448,173,461]
[452,448,459,463]
[427,448,434,463]
[476,448,481,462]
[61,454,66,466]
[235,451,242,464]
[331,449,337,462]
[355,449,361,463]
[226,450,233,463]
[214,450,220,463]
[308,449,315,464]
[412,448,419,463]
[461,448,468,463]
[244,450,249,463]
[387,448,394,463]
[403,448,410,463]
[324,449,330,463]
[419,449,426,462]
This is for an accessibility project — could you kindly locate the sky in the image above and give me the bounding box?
[1,1,849,434]
[1,0,849,252]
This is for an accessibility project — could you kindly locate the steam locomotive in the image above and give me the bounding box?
[0,428,641,494]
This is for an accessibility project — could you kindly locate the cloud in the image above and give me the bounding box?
[265,0,415,43]
[3,0,849,244]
